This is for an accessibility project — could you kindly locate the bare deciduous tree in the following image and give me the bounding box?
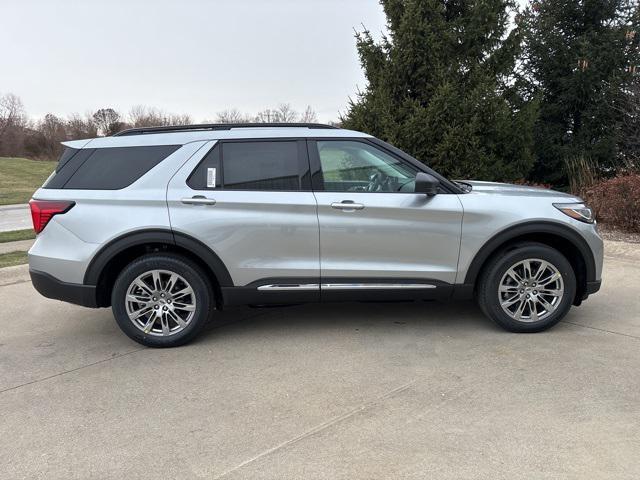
[0,93,27,156]
[66,113,98,139]
[215,109,251,123]
[129,105,192,128]
[299,105,318,123]
[253,104,318,123]
[92,108,121,135]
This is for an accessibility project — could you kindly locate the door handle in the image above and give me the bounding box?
[331,201,365,211]
[181,195,216,206]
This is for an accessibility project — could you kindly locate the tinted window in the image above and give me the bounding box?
[222,141,300,191]
[44,148,97,189]
[187,144,221,190]
[56,147,79,172]
[316,140,418,193]
[60,145,180,190]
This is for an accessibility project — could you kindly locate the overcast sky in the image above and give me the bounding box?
[0,0,387,122]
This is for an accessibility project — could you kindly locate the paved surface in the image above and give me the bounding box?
[0,204,31,233]
[0,242,639,479]
[0,239,34,255]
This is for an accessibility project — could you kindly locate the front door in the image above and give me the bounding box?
[309,139,463,299]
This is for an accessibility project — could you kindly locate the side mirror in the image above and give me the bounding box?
[415,172,439,196]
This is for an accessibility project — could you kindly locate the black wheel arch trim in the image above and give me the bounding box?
[463,221,597,286]
[83,228,233,287]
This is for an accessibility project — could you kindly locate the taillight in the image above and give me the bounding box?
[29,199,75,234]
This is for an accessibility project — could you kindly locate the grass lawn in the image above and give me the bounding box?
[0,229,35,243]
[0,157,55,205]
[0,251,28,268]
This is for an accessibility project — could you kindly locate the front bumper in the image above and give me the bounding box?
[30,269,98,308]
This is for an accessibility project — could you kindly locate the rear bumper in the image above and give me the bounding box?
[30,269,98,308]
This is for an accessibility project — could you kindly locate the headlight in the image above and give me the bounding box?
[553,203,595,224]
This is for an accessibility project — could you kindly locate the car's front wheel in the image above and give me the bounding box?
[111,253,213,347]
[477,243,576,333]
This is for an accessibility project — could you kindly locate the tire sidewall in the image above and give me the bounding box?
[111,254,212,347]
[481,245,576,333]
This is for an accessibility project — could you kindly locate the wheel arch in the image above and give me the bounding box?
[463,221,596,304]
[84,229,233,308]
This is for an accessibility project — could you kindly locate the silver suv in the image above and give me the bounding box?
[28,123,603,347]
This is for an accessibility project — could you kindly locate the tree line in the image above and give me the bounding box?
[0,98,318,160]
[342,0,640,187]
[2,0,639,189]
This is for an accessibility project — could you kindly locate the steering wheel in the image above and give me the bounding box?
[366,172,386,192]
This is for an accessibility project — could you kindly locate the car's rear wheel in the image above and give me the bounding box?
[477,243,576,332]
[111,253,213,347]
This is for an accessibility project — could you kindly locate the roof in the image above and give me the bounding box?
[61,124,371,149]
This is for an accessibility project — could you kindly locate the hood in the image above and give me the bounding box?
[460,180,579,200]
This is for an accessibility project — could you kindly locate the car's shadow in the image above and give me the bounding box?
[194,299,501,344]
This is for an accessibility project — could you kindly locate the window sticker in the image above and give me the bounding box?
[207,167,216,188]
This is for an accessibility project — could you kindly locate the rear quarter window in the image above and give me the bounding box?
[44,145,180,190]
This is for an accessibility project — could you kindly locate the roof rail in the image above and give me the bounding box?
[113,123,339,137]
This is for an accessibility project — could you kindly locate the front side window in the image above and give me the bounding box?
[316,140,418,193]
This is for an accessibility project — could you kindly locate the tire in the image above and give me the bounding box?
[111,253,213,347]
[477,242,576,333]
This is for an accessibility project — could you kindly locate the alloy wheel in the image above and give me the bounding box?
[498,258,564,322]
[125,269,196,336]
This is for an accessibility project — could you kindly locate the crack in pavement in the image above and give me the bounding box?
[561,320,640,341]
[0,348,145,395]
[212,381,417,479]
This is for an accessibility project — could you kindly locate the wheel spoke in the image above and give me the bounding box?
[513,299,527,320]
[537,295,556,313]
[134,279,154,296]
[151,271,162,291]
[172,287,194,301]
[130,305,153,320]
[165,274,178,293]
[173,302,195,312]
[523,260,532,280]
[500,284,519,293]
[127,293,151,304]
[160,314,170,336]
[167,309,187,328]
[539,272,561,286]
[529,300,539,322]
[533,261,547,281]
[538,288,562,297]
[143,314,157,333]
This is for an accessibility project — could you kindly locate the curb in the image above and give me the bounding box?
[0,264,30,287]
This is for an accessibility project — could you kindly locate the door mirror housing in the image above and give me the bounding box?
[415,172,439,196]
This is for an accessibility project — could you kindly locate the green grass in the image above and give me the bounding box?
[0,251,28,268]
[0,229,35,243]
[0,157,55,205]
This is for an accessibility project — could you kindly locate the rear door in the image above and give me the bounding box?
[309,139,463,299]
[167,139,319,300]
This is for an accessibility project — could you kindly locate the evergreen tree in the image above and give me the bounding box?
[522,0,640,185]
[342,0,537,182]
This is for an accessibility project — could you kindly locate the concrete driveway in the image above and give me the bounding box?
[0,243,639,479]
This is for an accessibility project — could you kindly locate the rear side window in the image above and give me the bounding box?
[44,145,180,190]
[187,140,307,191]
[223,141,300,191]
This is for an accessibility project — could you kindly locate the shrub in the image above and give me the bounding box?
[584,174,640,233]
